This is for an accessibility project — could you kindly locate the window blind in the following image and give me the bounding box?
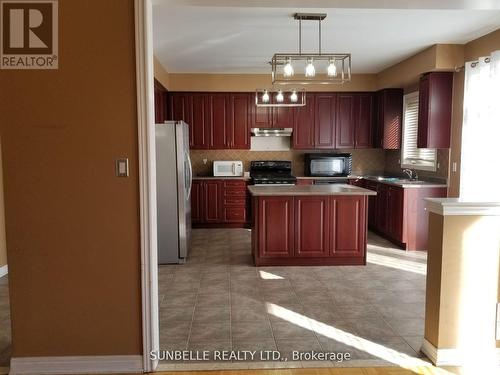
[401,92,437,170]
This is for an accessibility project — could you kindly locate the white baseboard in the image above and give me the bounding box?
[9,355,143,375]
[422,338,500,366]
[0,265,7,278]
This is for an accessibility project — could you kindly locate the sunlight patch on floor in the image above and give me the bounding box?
[259,270,284,280]
[366,251,427,275]
[265,302,432,369]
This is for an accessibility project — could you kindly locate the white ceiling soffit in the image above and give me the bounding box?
[153,0,500,74]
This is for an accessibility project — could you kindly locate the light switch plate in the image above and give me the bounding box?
[116,158,129,177]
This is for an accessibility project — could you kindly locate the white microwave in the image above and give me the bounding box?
[213,161,244,177]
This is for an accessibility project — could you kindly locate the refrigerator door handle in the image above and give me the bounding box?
[186,151,193,200]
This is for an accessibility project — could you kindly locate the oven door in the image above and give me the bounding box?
[309,158,347,177]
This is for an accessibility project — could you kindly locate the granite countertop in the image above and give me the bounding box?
[295,175,362,180]
[247,184,377,196]
[363,176,448,188]
[193,175,250,180]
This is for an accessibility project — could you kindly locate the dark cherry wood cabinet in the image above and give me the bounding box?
[336,93,374,149]
[228,93,250,149]
[330,196,366,258]
[191,180,223,224]
[374,89,404,149]
[365,179,447,250]
[417,72,453,148]
[355,93,374,148]
[250,100,293,129]
[192,179,250,227]
[387,186,404,242]
[294,196,330,257]
[364,180,378,228]
[190,180,203,223]
[335,93,355,148]
[295,179,314,186]
[257,196,295,258]
[315,93,338,149]
[207,93,228,149]
[191,94,211,149]
[292,94,316,149]
[154,79,168,123]
[251,104,273,128]
[169,92,250,150]
[252,195,368,266]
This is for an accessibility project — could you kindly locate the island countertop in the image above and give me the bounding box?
[247,184,377,196]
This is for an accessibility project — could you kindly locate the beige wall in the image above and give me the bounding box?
[154,55,170,90]
[167,73,378,92]
[0,0,142,357]
[425,213,500,349]
[0,140,7,269]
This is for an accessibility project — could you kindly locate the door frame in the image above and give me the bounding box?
[134,0,159,372]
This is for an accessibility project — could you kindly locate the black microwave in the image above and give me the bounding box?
[304,153,352,177]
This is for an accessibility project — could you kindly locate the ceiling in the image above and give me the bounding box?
[153,0,500,74]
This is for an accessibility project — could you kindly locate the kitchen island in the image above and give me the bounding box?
[248,184,377,266]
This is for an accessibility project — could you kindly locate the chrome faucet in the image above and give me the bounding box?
[403,168,418,181]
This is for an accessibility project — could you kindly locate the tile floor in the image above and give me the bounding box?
[0,275,10,367]
[158,229,429,370]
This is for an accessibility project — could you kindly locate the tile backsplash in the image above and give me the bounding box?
[190,149,386,177]
[384,149,450,180]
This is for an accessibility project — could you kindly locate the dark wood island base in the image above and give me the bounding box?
[248,185,376,267]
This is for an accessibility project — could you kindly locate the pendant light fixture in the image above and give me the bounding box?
[255,88,306,107]
[269,13,351,85]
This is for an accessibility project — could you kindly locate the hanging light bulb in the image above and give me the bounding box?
[290,90,298,103]
[327,58,337,77]
[283,58,294,78]
[262,90,270,103]
[276,90,284,103]
[305,58,315,77]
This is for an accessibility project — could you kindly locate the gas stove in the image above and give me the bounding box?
[250,161,297,185]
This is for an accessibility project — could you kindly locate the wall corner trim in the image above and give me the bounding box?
[9,355,143,375]
[0,265,7,278]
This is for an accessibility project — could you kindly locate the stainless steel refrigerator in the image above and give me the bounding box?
[156,121,192,264]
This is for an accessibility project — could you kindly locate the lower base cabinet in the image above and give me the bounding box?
[192,179,250,226]
[252,195,367,266]
[364,180,447,250]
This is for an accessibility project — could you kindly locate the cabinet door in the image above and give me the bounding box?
[364,181,378,228]
[292,94,315,149]
[169,94,193,145]
[336,94,355,148]
[376,183,390,233]
[208,93,228,149]
[388,186,404,242]
[154,88,167,123]
[191,180,203,223]
[204,180,222,222]
[294,196,330,257]
[191,93,210,149]
[228,93,250,149]
[258,197,294,257]
[315,93,337,149]
[250,100,273,128]
[355,93,374,148]
[273,106,293,128]
[417,72,453,148]
[378,89,403,150]
[330,196,366,257]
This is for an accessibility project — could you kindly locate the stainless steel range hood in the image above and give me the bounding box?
[251,127,293,137]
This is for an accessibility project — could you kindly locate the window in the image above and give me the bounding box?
[401,92,437,171]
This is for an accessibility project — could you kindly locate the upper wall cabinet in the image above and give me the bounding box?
[374,88,404,149]
[154,79,168,124]
[292,94,316,149]
[168,92,250,150]
[249,96,293,129]
[417,72,453,149]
